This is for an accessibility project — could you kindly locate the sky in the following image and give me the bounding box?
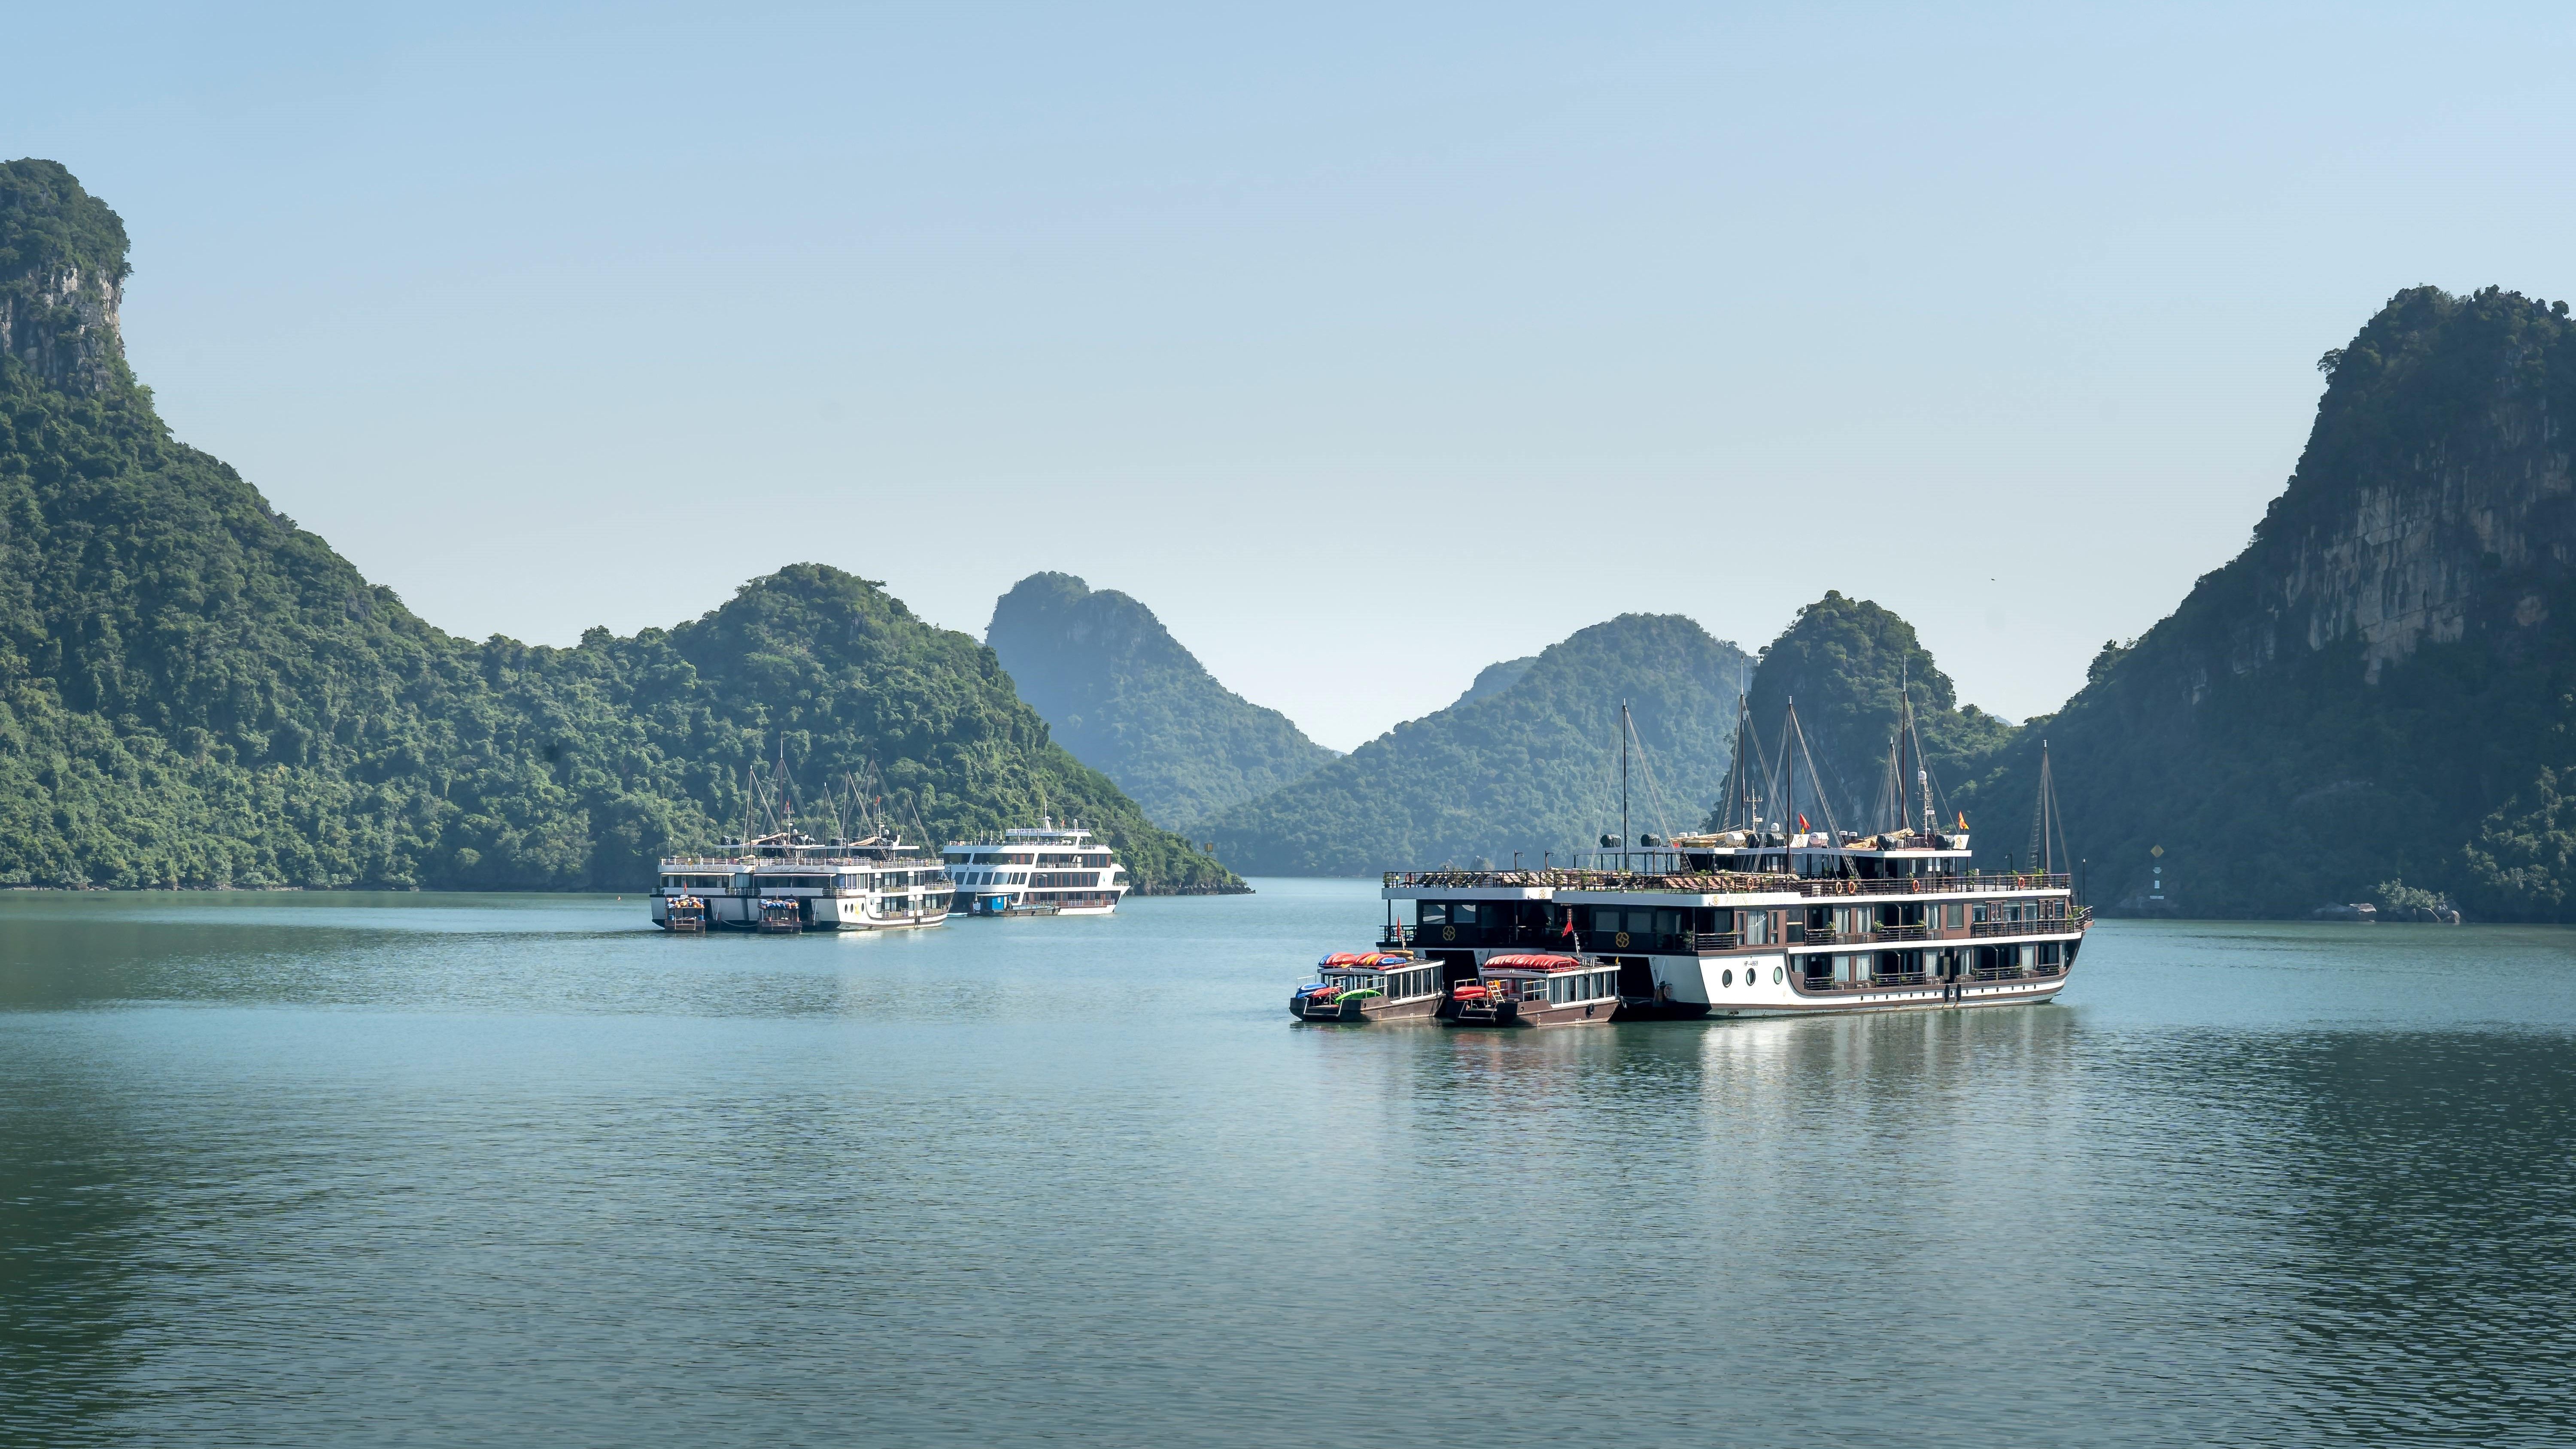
[13,2,2576,750]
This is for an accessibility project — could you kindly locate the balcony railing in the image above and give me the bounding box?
[1386,868,2075,897]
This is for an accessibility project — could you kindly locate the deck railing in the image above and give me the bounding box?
[1385,868,2074,897]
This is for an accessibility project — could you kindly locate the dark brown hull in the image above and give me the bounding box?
[1289,993,1446,1024]
[1443,997,1619,1028]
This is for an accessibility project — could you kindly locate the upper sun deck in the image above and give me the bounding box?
[660,831,936,871]
[946,821,1109,851]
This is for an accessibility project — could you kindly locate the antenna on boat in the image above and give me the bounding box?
[1620,700,1630,871]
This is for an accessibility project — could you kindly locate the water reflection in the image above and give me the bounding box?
[0,1054,144,1443]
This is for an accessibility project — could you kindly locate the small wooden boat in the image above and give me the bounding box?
[1446,953,1622,1027]
[756,897,804,934]
[663,894,708,933]
[1290,951,1446,1023]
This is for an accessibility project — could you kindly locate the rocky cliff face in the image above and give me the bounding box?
[1966,286,2576,917]
[2225,287,2572,687]
[0,160,130,395]
[0,263,124,395]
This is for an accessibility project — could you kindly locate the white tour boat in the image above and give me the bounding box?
[940,820,1129,916]
[651,830,954,933]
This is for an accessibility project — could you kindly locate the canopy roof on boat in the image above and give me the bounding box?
[1480,953,1587,973]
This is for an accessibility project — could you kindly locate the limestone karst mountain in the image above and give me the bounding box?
[984,572,1337,830]
[1712,592,2016,835]
[1965,286,2576,918]
[0,160,1233,892]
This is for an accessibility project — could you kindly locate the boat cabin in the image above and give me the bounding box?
[1290,951,1446,1022]
[1448,953,1622,1027]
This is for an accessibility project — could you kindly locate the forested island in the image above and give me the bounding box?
[0,161,1236,894]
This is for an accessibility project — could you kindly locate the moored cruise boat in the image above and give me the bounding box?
[1384,840,2085,1018]
[1378,703,2089,1017]
[1445,953,1623,1027]
[1290,951,1445,1022]
[940,820,1129,916]
[650,830,953,932]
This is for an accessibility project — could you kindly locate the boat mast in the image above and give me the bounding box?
[1620,699,1631,871]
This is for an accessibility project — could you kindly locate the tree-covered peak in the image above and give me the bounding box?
[0,159,130,295]
[986,571,1335,829]
[2258,285,2571,554]
[1742,592,2011,829]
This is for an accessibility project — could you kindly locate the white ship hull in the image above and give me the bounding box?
[1640,946,2072,1016]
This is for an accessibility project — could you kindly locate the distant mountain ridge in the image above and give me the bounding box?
[1451,656,1537,708]
[1202,614,1751,875]
[0,159,1233,893]
[984,572,1337,829]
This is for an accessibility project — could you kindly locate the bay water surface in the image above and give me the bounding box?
[4,881,2573,1446]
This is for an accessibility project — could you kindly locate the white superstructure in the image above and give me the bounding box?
[940,820,1129,916]
[651,831,953,932]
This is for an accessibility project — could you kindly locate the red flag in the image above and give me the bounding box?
[1797,814,1810,832]
[1561,914,1575,938]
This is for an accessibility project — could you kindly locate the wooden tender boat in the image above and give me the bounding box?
[1290,952,1446,1023]
[1444,953,1622,1027]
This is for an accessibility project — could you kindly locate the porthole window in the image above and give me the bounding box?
[1773,966,1784,984]
[1722,969,1734,987]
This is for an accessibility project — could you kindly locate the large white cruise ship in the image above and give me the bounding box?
[1352,696,2089,1019]
[650,830,952,933]
[940,821,1129,916]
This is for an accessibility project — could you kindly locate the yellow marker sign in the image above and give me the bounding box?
[2150,844,2165,858]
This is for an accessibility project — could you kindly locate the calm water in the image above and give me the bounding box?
[4,882,2574,1447]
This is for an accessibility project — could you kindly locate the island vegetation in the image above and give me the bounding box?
[0,161,1235,894]
[985,572,1337,831]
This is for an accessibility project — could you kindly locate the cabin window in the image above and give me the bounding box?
[1453,902,1482,927]
[1721,968,1734,987]
[1945,903,1965,929]
[1741,912,1772,946]
[1418,902,1450,927]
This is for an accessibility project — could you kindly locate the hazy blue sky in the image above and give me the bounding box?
[14,3,2576,748]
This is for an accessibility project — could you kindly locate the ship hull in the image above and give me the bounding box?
[1289,994,1445,1024]
[1642,946,2075,1017]
[1443,999,1619,1028]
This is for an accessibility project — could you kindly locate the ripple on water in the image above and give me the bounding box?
[3,888,2574,1447]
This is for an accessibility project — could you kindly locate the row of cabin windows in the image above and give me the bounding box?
[1416,902,1745,937]
[1802,941,2067,982]
[956,851,1115,867]
[1540,971,1617,1003]
[663,871,943,892]
[1493,971,1616,1004]
[1327,967,1440,999]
